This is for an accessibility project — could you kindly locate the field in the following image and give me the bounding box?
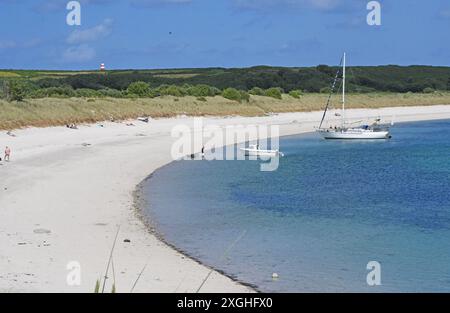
[1,92,450,130]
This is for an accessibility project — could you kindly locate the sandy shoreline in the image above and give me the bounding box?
[1,105,450,293]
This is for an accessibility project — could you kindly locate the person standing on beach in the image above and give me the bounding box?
[4,146,11,161]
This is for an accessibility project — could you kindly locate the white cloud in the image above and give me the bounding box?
[66,19,113,44]
[62,44,96,62]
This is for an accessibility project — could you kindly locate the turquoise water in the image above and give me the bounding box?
[142,119,450,292]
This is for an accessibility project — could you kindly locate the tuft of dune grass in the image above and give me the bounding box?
[1,93,450,130]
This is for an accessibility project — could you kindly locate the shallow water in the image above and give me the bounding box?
[142,119,450,292]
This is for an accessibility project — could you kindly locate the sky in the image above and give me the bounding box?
[0,0,450,70]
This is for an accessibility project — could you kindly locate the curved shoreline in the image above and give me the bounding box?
[133,177,261,292]
[1,105,450,292]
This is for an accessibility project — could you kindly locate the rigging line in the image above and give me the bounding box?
[319,55,344,129]
[331,78,344,112]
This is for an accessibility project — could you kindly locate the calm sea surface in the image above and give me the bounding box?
[142,119,450,292]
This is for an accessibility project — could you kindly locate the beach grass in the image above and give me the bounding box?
[1,92,450,130]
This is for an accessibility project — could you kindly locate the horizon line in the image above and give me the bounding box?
[1,64,450,72]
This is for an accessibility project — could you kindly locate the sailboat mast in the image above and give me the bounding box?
[342,52,346,128]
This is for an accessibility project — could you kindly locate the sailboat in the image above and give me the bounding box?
[317,53,391,140]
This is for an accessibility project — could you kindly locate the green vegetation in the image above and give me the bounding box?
[289,90,302,99]
[2,65,450,96]
[249,87,265,96]
[1,66,450,129]
[264,87,283,99]
[127,81,150,97]
[7,80,28,101]
[222,87,243,101]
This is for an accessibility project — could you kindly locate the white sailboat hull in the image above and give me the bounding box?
[318,129,390,140]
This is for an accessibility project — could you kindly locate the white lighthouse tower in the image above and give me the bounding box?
[100,63,105,71]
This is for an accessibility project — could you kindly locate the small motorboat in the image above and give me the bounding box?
[240,144,284,157]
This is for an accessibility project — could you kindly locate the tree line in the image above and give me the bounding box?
[1,65,450,101]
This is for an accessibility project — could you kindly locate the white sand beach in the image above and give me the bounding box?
[1,105,450,293]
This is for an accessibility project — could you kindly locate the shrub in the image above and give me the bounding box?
[239,90,250,102]
[289,90,302,99]
[76,88,99,97]
[264,87,282,99]
[159,84,187,97]
[28,89,47,98]
[210,87,222,96]
[249,87,264,96]
[222,88,242,101]
[423,87,435,94]
[127,81,150,97]
[7,80,27,101]
[147,88,160,98]
[98,88,123,98]
[55,86,76,97]
[29,86,76,98]
[187,84,215,97]
[2,80,38,101]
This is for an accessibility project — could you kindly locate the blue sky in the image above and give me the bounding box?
[1,0,450,69]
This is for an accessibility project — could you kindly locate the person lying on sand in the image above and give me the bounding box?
[4,146,11,162]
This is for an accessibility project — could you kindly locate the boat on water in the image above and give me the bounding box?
[317,53,391,140]
[240,144,284,157]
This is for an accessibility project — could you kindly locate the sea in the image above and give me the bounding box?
[141,119,450,292]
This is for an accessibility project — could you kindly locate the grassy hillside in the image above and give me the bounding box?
[1,92,450,130]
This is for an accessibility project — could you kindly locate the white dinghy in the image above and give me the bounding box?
[240,144,284,157]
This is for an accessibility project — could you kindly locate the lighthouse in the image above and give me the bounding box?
[100,63,105,71]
